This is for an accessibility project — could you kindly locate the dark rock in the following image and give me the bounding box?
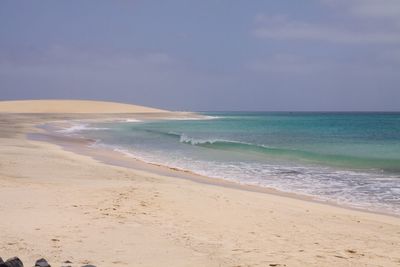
[4,257,24,267]
[81,265,96,267]
[34,258,50,267]
[0,257,4,264]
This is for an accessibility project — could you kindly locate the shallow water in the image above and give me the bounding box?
[60,112,400,215]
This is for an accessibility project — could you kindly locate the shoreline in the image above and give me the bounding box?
[33,117,400,219]
[2,112,400,266]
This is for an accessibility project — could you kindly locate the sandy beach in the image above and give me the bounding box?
[1,101,400,267]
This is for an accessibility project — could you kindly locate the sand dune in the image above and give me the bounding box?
[0,100,168,113]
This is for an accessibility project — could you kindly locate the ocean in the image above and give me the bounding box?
[60,112,400,215]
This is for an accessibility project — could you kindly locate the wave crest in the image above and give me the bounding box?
[179,133,221,145]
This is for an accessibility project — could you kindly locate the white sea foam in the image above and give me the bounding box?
[164,115,221,121]
[123,119,142,122]
[179,133,220,145]
[58,123,109,134]
[177,133,270,148]
[113,118,142,123]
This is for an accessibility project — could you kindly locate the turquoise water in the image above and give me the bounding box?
[62,112,400,215]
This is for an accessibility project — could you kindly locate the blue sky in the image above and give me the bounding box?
[1,0,399,111]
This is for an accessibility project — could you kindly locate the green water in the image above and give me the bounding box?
[69,112,400,215]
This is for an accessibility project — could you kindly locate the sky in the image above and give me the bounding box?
[0,0,399,111]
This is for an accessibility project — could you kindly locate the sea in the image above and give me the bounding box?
[59,112,400,215]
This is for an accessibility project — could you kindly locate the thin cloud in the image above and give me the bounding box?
[245,52,400,79]
[0,46,179,72]
[245,54,325,75]
[253,15,400,44]
[323,0,400,23]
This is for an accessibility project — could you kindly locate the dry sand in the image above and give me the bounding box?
[0,100,168,113]
[0,101,399,266]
